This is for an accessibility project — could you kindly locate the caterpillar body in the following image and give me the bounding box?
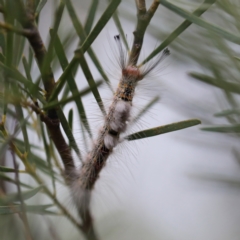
[70,35,170,215]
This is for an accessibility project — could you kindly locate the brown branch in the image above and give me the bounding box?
[81,206,98,240]
[136,0,146,14]
[14,1,75,177]
[26,0,35,14]
[23,101,75,177]
[129,0,160,65]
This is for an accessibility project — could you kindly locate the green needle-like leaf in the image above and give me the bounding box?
[27,152,63,182]
[161,0,240,45]
[141,0,216,65]
[22,56,33,82]
[65,0,86,40]
[78,55,106,115]
[0,62,34,88]
[0,204,57,215]
[50,31,92,137]
[0,173,32,189]
[40,122,56,195]
[84,0,99,34]
[0,62,45,103]
[57,108,83,160]
[75,0,121,55]
[126,119,201,141]
[68,108,73,131]
[42,1,65,75]
[201,125,240,133]
[0,186,43,205]
[14,138,41,151]
[44,80,103,110]
[0,165,25,173]
[58,0,121,88]
[65,0,112,89]
[35,0,48,17]
[214,109,240,117]
[14,104,29,153]
[28,46,34,71]
[24,204,56,214]
[14,23,26,66]
[191,174,240,189]
[189,72,240,94]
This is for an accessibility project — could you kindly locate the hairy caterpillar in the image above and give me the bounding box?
[70,35,170,217]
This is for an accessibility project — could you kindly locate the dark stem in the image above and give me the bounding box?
[129,0,160,65]
[14,1,76,176]
[81,207,98,240]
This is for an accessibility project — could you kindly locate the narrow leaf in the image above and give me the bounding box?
[126,119,201,141]
[14,22,26,66]
[0,172,32,189]
[161,0,240,44]
[190,173,240,189]
[214,109,240,117]
[189,72,240,94]
[0,62,34,88]
[0,186,42,204]
[75,0,121,54]
[14,138,41,151]
[84,0,99,34]
[0,165,26,173]
[25,204,56,214]
[201,125,240,133]
[35,0,48,16]
[0,62,44,102]
[78,55,106,115]
[68,109,73,131]
[42,1,65,74]
[40,122,56,194]
[142,0,216,64]
[22,56,33,82]
[28,152,63,183]
[50,31,92,137]
[43,80,102,110]
[0,204,58,215]
[57,108,82,160]
[14,104,30,153]
[58,0,121,87]
[65,0,112,89]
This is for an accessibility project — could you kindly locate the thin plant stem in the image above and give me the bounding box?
[12,150,33,240]
[129,0,160,65]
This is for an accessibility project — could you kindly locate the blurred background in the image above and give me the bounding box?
[1,0,240,239]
